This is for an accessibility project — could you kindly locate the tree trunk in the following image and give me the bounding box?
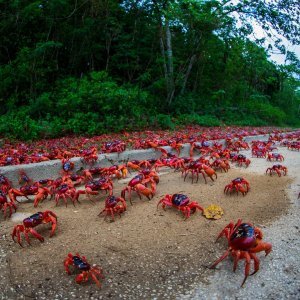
[181,54,196,95]
[158,22,168,93]
[165,20,175,106]
[105,37,111,71]
[153,1,175,107]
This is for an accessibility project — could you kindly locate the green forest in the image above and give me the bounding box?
[0,0,299,140]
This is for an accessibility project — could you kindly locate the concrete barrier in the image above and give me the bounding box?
[0,132,280,187]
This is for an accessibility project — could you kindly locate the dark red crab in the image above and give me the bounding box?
[64,253,104,288]
[224,177,250,196]
[61,159,75,175]
[74,178,113,203]
[0,190,17,218]
[8,184,51,207]
[157,194,204,220]
[98,195,127,221]
[12,211,57,247]
[0,174,12,193]
[267,152,284,162]
[209,219,272,286]
[266,164,287,177]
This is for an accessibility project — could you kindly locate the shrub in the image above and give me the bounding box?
[66,112,102,135]
[150,114,175,129]
[0,107,42,140]
[244,100,286,125]
[231,117,267,126]
[176,114,220,127]
[170,94,196,114]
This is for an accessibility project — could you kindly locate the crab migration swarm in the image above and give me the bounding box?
[0,127,299,292]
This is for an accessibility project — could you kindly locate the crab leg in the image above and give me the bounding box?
[90,272,101,288]
[232,250,241,272]
[209,249,230,269]
[48,217,57,237]
[249,253,260,276]
[216,219,242,242]
[24,230,31,245]
[200,170,207,183]
[28,228,44,243]
[14,228,23,247]
[109,209,115,221]
[183,207,191,220]
[241,251,251,287]
[117,207,123,218]
[250,240,272,256]
[64,259,72,275]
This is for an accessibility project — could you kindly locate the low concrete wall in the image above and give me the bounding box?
[0,133,272,187]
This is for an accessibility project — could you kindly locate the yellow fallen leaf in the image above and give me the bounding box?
[203,204,224,220]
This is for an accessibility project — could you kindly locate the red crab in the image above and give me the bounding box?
[183,161,217,184]
[152,157,174,171]
[74,178,113,203]
[251,146,267,158]
[63,174,86,186]
[210,151,221,160]
[54,183,77,207]
[224,178,250,196]
[233,140,250,150]
[211,159,230,173]
[189,141,212,157]
[98,195,126,221]
[266,165,287,177]
[166,157,186,170]
[288,142,300,151]
[18,170,33,186]
[101,140,126,153]
[267,153,284,161]
[61,159,75,175]
[64,253,104,288]
[127,159,153,171]
[12,211,57,247]
[140,168,160,184]
[209,219,272,286]
[102,164,128,179]
[0,190,17,218]
[169,139,183,156]
[121,170,158,204]
[0,174,12,193]
[8,185,51,207]
[80,147,98,164]
[81,169,94,182]
[157,194,204,220]
[127,160,142,171]
[233,154,251,167]
[212,141,223,151]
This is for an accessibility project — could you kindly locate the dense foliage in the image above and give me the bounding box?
[0,0,299,140]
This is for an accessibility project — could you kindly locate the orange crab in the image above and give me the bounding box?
[121,170,158,204]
